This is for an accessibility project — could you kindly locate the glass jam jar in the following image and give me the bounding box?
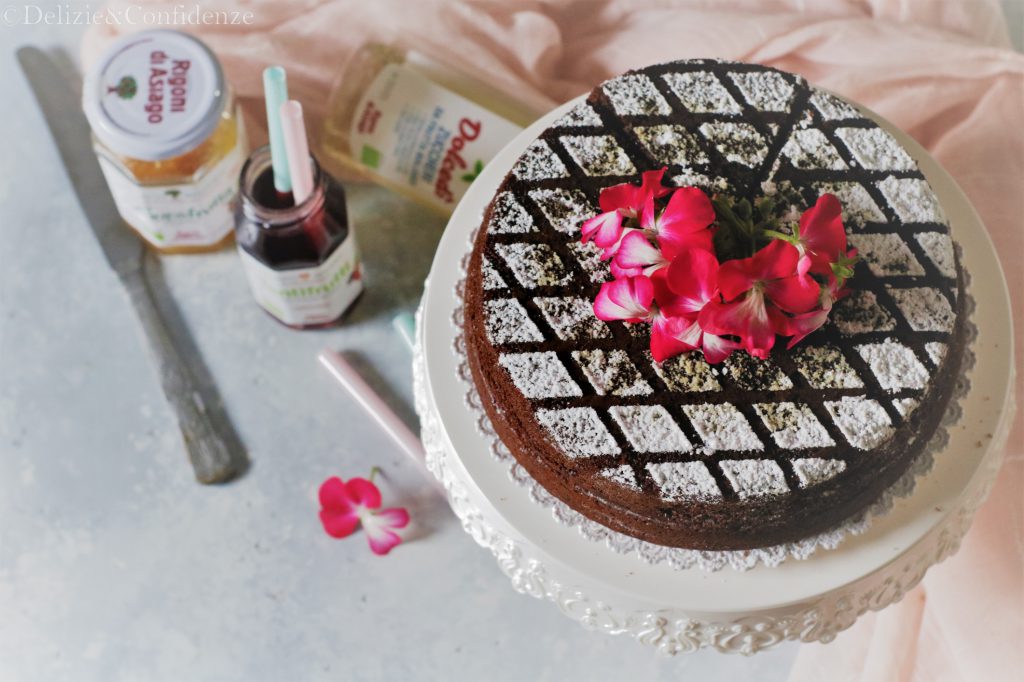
[83,29,247,253]
[319,43,542,214]
[235,146,363,329]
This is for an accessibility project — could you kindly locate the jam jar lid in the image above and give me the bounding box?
[83,29,228,162]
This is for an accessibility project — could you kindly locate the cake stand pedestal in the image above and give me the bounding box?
[413,95,1015,655]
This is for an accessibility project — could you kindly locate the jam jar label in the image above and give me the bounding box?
[238,234,363,327]
[349,63,521,210]
[96,129,245,248]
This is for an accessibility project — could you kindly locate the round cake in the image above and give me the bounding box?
[463,59,968,551]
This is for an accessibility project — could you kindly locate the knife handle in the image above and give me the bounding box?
[123,269,239,484]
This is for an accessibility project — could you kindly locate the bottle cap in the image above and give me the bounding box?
[83,29,228,161]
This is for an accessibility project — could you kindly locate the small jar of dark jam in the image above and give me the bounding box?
[235,145,363,328]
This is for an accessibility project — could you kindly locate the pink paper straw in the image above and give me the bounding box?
[280,100,314,204]
[318,349,430,471]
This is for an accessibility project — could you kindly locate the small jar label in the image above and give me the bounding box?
[349,63,522,210]
[238,234,363,327]
[97,127,245,248]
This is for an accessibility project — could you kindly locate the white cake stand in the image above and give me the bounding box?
[413,95,1015,655]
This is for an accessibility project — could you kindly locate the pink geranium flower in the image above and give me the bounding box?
[782,193,849,278]
[610,230,669,277]
[599,168,671,218]
[700,240,816,358]
[640,186,717,254]
[593,275,654,322]
[318,472,410,556]
[650,251,740,363]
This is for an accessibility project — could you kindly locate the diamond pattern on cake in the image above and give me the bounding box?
[915,232,957,278]
[856,339,929,391]
[646,461,722,501]
[832,290,897,335]
[534,296,610,340]
[808,91,860,121]
[925,341,948,366]
[603,73,672,115]
[609,405,693,453]
[481,258,507,290]
[529,188,593,234]
[793,345,864,389]
[634,125,710,168]
[554,102,602,127]
[651,353,721,392]
[877,176,946,223]
[682,403,763,452]
[887,286,955,332]
[728,71,795,111]
[825,396,894,449]
[791,458,847,488]
[835,127,916,171]
[536,407,619,456]
[488,192,535,233]
[498,352,581,399]
[560,135,637,176]
[567,240,611,283]
[495,243,572,288]
[484,299,544,344]
[699,122,769,167]
[600,464,640,490]
[722,353,793,390]
[671,170,728,193]
[572,349,652,396]
[848,233,926,277]
[754,403,835,449]
[781,129,848,170]
[719,459,789,498]
[512,140,568,181]
[661,71,741,114]
[813,181,886,227]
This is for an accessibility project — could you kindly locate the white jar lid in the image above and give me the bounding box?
[83,29,227,161]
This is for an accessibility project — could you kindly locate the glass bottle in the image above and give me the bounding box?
[83,29,247,253]
[235,146,362,329]
[319,43,542,214]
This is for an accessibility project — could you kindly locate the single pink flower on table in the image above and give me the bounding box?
[593,275,654,322]
[318,473,410,556]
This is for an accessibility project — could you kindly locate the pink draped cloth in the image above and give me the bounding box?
[84,2,1023,678]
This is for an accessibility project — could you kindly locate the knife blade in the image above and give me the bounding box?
[18,46,242,484]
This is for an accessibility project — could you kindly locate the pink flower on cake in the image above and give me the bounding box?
[640,186,716,255]
[593,275,654,322]
[318,470,410,556]
[581,175,857,364]
[699,240,816,358]
[599,168,671,218]
[610,230,669,277]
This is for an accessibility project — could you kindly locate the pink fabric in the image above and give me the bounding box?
[84,2,1022,677]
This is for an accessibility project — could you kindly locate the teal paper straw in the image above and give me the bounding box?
[263,66,291,193]
[392,312,416,351]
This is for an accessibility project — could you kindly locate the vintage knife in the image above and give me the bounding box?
[18,46,241,484]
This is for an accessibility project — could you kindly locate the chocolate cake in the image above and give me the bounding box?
[463,60,968,551]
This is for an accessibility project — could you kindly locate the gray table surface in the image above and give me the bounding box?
[5,8,1019,681]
